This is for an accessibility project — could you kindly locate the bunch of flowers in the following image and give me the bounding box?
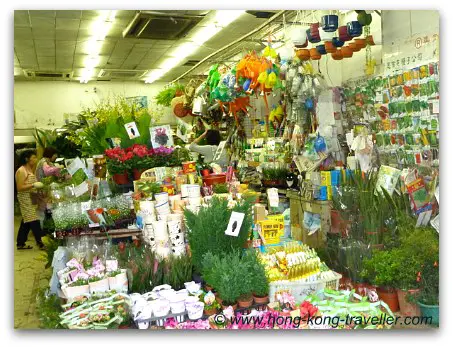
[105,148,132,175]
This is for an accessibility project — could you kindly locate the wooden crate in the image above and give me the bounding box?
[287,191,331,249]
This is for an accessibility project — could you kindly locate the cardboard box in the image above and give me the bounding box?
[254,204,267,223]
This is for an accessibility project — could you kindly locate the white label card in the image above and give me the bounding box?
[432,100,439,114]
[430,214,440,233]
[124,121,140,139]
[267,188,280,208]
[74,181,89,197]
[225,212,245,237]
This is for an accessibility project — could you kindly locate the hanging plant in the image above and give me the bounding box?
[155,84,185,107]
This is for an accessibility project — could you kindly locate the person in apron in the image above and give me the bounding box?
[15,149,45,250]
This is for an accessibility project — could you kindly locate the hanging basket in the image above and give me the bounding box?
[171,96,190,118]
[296,49,311,61]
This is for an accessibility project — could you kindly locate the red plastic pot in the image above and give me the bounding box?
[377,287,400,313]
[330,209,341,233]
[112,171,129,185]
[338,25,352,42]
[202,174,227,187]
[201,169,211,177]
[132,168,145,181]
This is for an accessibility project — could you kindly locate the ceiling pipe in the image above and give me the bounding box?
[170,10,289,84]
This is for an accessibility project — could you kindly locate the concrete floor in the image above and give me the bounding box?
[14,216,51,329]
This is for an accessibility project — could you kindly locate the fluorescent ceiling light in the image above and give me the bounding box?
[145,10,244,84]
[80,10,116,83]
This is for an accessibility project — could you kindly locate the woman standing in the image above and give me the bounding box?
[35,147,61,226]
[15,149,45,250]
[189,129,228,167]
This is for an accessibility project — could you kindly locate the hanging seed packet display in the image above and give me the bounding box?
[375,165,401,196]
[406,177,430,212]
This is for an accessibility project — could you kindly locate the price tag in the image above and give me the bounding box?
[74,181,89,197]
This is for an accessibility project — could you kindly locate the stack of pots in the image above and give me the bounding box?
[167,213,186,256]
[306,23,321,44]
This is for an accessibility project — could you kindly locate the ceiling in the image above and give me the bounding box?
[13,10,280,83]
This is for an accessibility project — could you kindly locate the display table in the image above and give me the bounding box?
[286,191,331,249]
[55,227,142,240]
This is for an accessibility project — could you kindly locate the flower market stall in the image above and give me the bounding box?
[22,9,439,331]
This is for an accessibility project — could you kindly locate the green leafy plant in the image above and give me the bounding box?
[184,196,253,272]
[361,249,400,288]
[155,84,185,107]
[163,254,194,291]
[213,183,229,194]
[243,251,269,297]
[408,261,439,306]
[106,158,128,175]
[262,167,288,181]
[35,289,64,329]
[39,236,63,269]
[136,181,162,199]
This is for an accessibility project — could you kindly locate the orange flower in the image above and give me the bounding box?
[434,261,438,267]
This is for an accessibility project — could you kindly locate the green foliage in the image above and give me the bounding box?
[163,254,194,290]
[262,167,288,181]
[106,158,128,175]
[167,147,192,167]
[184,196,253,272]
[155,84,185,107]
[361,249,400,288]
[242,250,269,297]
[213,183,229,194]
[409,262,439,306]
[41,236,63,269]
[113,243,193,293]
[35,289,64,329]
[136,181,162,198]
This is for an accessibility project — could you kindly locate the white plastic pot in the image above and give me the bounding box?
[155,201,171,216]
[187,185,201,198]
[170,232,185,247]
[156,245,170,259]
[151,299,171,317]
[62,284,90,299]
[152,220,169,241]
[154,192,169,204]
[139,201,155,215]
[108,270,128,292]
[188,197,201,207]
[169,293,187,314]
[181,184,190,198]
[171,245,186,257]
[167,219,183,235]
[278,44,294,61]
[319,27,336,41]
[289,26,307,46]
[89,278,109,294]
[186,301,204,320]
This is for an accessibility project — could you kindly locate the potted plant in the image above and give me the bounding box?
[201,291,220,316]
[107,269,128,292]
[128,144,152,180]
[105,148,132,185]
[261,167,288,188]
[243,251,269,304]
[409,261,439,326]
[361,249,400,312]
[200,163,211,177]
[62,276,90,299]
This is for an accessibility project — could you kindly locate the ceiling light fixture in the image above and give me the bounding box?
[145,10,244,84]
[80,10,116,83]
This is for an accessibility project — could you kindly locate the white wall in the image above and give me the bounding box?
[14,80,176,130]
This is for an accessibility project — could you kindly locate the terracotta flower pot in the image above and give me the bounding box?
[348,42,361,52]
[331,51,343,60]
[377,287,399,313]
[341,46,353,58]
[205,284,213,292]
[354,38,367,49]
[204,307,218,316]
[397,289,421,317]
[112,171,129,185]
[132,168,145,181]
[253,294,269,305]
[296,49,311,61]
[309,48,321,60]
[216,297,223,305]
[237,295,253,308]
[324,41,337,53]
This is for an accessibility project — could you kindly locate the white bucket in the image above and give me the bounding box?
[155,192,169,204]
[152,220,168,241]
[188,197,201,207]
[170,232,185,247]
[169,293,187,314]
[156,245,170,259]
[168,194,182,210]
[181,184,190,198]
[151,299,171,317]
[140,201,155,215]
[171,245,186,257]
[155,201,171,215]
[186,301,204,320]
[167,219,183,235]
[187,185,201,198]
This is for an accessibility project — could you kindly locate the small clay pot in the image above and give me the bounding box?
[237,295,253,308]
[354,38,366,49]
[348,42,361,52]
[204,307,218,316]
[221,303,237,311]
[324,41,337,53]
[253,294,269,305]
[341,46,353,58]
[296,49,310,61]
